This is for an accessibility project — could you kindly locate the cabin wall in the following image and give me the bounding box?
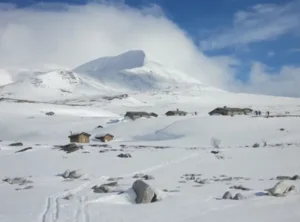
[79,135,89,143]
[69,135,90,143]
[70,137,77,143]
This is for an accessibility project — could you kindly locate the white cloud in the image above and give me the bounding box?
[0,2,235,89]
[200,0,300,51]
[235,62,300,97]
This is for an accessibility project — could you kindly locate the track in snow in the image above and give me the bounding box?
[40,180,93,222]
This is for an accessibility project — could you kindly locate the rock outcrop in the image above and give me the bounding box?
[132,180,157,204]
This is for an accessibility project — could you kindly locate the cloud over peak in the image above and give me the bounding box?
[0,1,235,89]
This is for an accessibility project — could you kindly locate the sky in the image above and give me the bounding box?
[0,0,299,97]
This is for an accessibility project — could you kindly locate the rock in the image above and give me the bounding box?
[59,143,83,153]
[9,142,23,146]
[230,185,251,191]
[195,179,208,184]
[277,176,292,180]
[233,193,244,200]
[117,153,132,158]
[92,185,111,193]
[222,191,232,200]
[96,125,103,128]
[63,194,74,200]
[252,143,260,148]
[279,128,285,131]
[68,170,82,179]
[266,181,295,196]
[211,150,219,154]
[92,181,119,193]
[291,175,300,180]
[3,177,33,185]
[288,185,296,192]
[45,112,55,116]
[143,175,155,180]
[15,147,33,153]
[104,181,118,187]
[133,173,155,180]
[149,112,158,117]
[23,185,34,190]
[60,170,82,179]
[132,180,157,204]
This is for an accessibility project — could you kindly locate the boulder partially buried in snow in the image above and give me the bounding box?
[266,180,295,196]
[222,191,232,200]
[132,180,157,204]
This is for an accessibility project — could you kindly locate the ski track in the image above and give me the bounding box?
[41,180,93,222]
[40,150,200,221]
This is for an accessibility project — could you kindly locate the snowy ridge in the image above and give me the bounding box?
[0,69,116,101]
[74,50,213,91]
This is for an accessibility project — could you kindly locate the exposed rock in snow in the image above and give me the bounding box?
[232,193,244,200]
[59,170,83,179]
[266,180,295,196]
[3,177,33,185]
[132,179,157,204]
[9,142,23,146]
[222,191,232,200]
[117,153,132,158]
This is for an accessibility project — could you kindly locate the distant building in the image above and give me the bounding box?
[68,132,91,143]
[96,134,114,143]
[124,111,158,120]
[208,107,253,116]
[165,109,188,116]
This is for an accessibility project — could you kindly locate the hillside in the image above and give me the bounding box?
[0,69,116,101]
[1,50,300,222]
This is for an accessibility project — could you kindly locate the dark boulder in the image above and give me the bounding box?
[132,180,157,204]
[9,142,23,146]
[222,191,232,200]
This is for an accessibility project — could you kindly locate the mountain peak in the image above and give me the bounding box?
[72,50,206,91]
[74,50,147,75]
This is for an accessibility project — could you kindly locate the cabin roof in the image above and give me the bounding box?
[125,111,150,115]
[209,107,253,114]
[166,110,187,115]
[68,132,91,138]
[97,133,114,138]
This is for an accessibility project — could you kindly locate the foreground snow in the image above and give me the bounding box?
[1,89,300,222]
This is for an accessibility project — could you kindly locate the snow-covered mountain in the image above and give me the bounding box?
[0,69,115,101]
[74,50,214,91]
[0,50,221,101]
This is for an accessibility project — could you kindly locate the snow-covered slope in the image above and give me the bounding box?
[1,94,300,222]
[0,69,13,86]
[0,69,116,101]
[74,50,215,91]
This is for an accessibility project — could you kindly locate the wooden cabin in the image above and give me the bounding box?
[96,134,114,143]
[68,132,91,143]
[208,107,253,116]
[165,109,187,116]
